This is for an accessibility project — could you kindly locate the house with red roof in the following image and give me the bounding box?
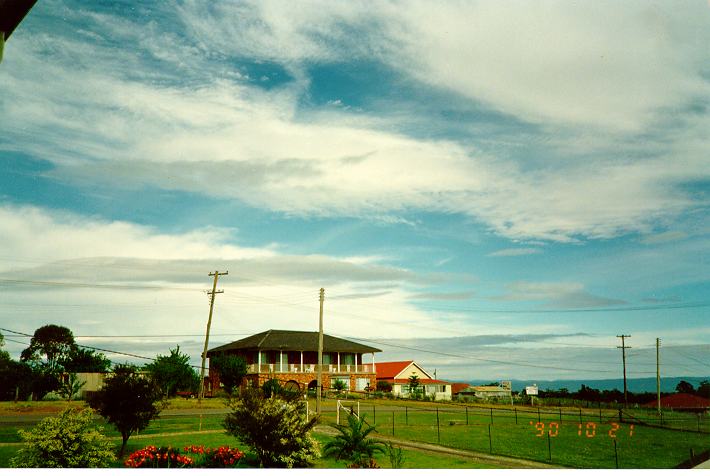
[643,393,710,412]
[376,360,452,400]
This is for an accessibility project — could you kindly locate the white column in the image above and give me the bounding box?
[372,353,376,373]
[280,350,283,372]
[337,352,341,372]
[300,351,304,372]
[258,350,262,370]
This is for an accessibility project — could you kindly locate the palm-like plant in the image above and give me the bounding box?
[323,413,385,464]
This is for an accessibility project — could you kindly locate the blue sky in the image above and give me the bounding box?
[0,0,708,382]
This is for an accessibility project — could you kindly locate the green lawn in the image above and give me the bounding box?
[1,399,707,469]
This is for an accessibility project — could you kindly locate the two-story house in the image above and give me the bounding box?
[205,329,381,395]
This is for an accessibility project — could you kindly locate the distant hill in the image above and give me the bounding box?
[467,376,709,393]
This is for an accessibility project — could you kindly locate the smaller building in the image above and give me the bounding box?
[457,381,512,400]
[376,360,452,400]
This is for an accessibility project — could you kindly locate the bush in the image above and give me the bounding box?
[224,388,320,468]
[124,445,246,468]
[10,408,115,468]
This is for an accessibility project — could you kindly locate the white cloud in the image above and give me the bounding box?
[1,0,708,244]
[487,248,542,257]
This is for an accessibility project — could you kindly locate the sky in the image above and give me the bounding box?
[0,0,708,383]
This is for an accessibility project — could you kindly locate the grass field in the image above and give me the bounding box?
[0,398,707,468]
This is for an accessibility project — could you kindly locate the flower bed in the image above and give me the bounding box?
[124,445,245,468]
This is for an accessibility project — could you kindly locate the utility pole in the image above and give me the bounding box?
[617,335,631,408]
[316,288,325,415]
[656,338,661,415]
[198,270,228,403]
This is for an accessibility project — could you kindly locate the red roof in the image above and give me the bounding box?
[381,378,450,385]
[452,383,471,395]
[376,361,414,380]
[643,393,710,409]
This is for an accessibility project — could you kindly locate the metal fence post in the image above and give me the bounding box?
[392,411,395,436]
[405,406,408,425]
[488,424,492,453]
[514,407,518,425]
[538,407,541,423]
[579,408,583,425]
[490,407,494,425]
[559,408,562,422]
[466,406,469,425]
[436,407,440,444]
[614,439,619,469]
[547,430,552,461]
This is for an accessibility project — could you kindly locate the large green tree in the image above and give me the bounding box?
[59,347,112,373]
[144,346,199,397]
[209,354,247,395]
[20,325,77,373]
[87,364,163,456]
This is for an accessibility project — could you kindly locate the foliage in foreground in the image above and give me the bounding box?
[124,445,245,468]
[88,364,163,456]
[223,388,320,468]
[10,408,115,468]
[323,412,385,466]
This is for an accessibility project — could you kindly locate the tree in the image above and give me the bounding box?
[209,354,247,395]
[376,380,392,393]
[60,347,111,373]
[20,325,77,373]
[58,372,86,402]
[696,380,710,399]
[407,375,420,396]
[223,388,320,468]
[0,358,33,401]
[87,364,163,456]
[10,408,115,468]
[333,378,347,395]
[262,378,282,398]
[676,380,695,394]
[323,412,385,465]
[144,346,199,397]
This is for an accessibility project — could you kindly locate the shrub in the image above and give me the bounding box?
[184,445,246,468]
[124,446,193,468]
[224,388,320,468]
[10,408,115,468]
[88,364,163,456]
[124,445,246,468]
[323,413,385,465]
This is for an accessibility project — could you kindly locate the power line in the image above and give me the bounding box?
[333,334,621,374]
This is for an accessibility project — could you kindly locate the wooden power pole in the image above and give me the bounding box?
[198,270,228,402]
[656,338,661,414]
[617,334,631,408]
[316,288,325,415]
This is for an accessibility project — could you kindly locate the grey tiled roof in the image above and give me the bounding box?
[207,329,381,355]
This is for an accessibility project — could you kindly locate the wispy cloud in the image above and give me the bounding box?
[493,281,627,309]
[487,248,542,257]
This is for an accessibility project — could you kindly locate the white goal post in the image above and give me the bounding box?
[336,399,360,425]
